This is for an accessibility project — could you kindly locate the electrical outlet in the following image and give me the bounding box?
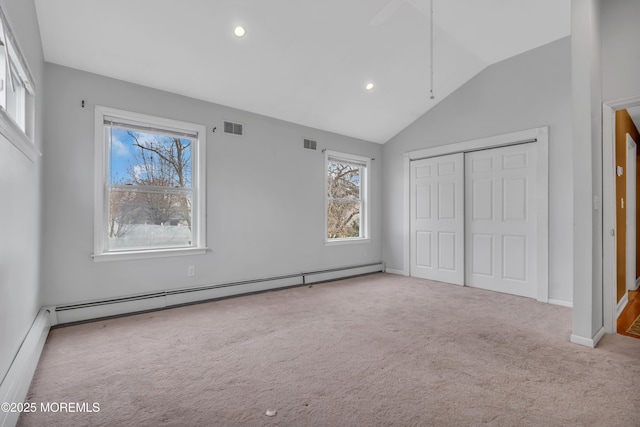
[187,266,195,277]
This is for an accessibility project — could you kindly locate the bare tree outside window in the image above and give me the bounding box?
[327,157,365,239]
[107,127,193,250]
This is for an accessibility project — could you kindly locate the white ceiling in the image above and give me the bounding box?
[34,0,571,143]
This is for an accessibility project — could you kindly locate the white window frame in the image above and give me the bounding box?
[0,5,38,161]
[324,150,370,245]
[93,106,207,261]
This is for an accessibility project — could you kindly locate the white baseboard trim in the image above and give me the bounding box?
[548,299,573,308]
[0,309,51,427]
[570,327,606,348]
[384,268,409,276]
[53,263,384,325]
[616,292,629,319]
[635,277,640,291]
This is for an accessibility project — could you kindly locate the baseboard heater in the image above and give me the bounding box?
[52,263,384,325]
[0,309,51,427]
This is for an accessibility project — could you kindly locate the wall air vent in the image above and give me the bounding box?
[223,121,244,136]
[303,138,317,150]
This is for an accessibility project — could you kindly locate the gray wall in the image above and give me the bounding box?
[570,0,603,344]
[0,0,44,382]
[382,37,573,303]
[602,0,640,102]
[41,64,382,306]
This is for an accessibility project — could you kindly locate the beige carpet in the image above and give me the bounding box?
[18,274,640,426]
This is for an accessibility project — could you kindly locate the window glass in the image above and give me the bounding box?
[106,126,194,251]
[326,153,368,241]
[0,5,36,151]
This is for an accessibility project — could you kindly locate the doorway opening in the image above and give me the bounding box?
[602,97,640,336]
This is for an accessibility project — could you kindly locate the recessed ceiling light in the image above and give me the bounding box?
[234,26,246,38]
[365,82,375,91]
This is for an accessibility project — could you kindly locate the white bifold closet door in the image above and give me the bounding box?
[465,143,537,298]
[410,143,538,299]
[410,153,465,285]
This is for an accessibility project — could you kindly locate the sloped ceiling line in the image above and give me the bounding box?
[34,0,570,143]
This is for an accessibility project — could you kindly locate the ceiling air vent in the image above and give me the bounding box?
[223,121,244,136]
[303,138,317,150]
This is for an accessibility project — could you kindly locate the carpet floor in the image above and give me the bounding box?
[18,273,640,426]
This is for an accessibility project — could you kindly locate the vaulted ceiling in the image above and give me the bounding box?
[34,0,571,143]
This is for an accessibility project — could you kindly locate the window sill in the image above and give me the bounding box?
[0,109,40,162]
[325,238,370,246]
[93,247,208,262]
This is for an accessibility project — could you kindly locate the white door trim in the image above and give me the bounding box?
[626,134,637,292]
[403,127,549,302]
[602,96,640,333]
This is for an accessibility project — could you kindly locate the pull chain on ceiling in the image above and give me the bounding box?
[429,0,435,100]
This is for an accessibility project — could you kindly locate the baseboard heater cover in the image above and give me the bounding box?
[55,297,167,326]
[0,309,51,427]
[54,263,384,325]
[164,274,302,308]
[304,263,385,284]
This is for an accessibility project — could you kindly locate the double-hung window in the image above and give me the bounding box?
[94,106,207,261]
[0,6,37,159]
[325,151,370,242]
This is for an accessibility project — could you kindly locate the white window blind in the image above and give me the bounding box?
[104,116,198,139]
[327,155,367,169]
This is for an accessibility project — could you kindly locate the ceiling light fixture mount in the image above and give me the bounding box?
[365,82,375,91]
[234,26,246,38]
